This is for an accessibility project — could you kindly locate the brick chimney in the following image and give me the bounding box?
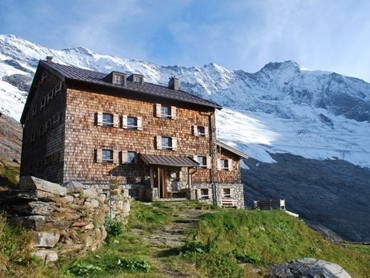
[168,77,179,90]
[46,56,53,62]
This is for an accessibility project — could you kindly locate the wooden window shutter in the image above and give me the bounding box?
[171,106,177,119]
[113,150,119,164]
[172,137,177,150]
[193,155,198,164]
[137,117,143,130]
[155,103,161,117]
[113,114,119,128]
[204,126,209,137]
[206,156,212,169]
[96,149,102,163]
[122,115,128,129]
[228,159,233,171]
[97,112,103,126]
[156,135,162,149]
[217,159,221,170]
[121,151,128,164]
[230,188,234,197]
[193,125,198,136]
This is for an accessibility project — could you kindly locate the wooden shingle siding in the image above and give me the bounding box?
[61,88,214,183]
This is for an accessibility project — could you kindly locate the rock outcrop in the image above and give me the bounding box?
[0,113,22,162]
[243,153,370,242]
[0,176,131,264]
[267,257,352,278]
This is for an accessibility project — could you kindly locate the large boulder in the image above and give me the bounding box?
[267,257,352,278]
[19,176,66,196]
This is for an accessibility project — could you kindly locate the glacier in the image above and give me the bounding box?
[1,34,370,168]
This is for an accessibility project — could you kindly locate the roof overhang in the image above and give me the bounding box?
[216,140,249,159]
[140,154,199,167]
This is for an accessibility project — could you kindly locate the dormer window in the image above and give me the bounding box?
[113,73,126,85]
[128,73,144,84]
[103,71,126,86]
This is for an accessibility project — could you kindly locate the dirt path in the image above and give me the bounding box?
[131,201,206,277]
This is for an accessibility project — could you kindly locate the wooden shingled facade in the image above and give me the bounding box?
[20,58,246,208]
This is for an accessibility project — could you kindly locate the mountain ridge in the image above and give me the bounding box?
[1,34,370,241]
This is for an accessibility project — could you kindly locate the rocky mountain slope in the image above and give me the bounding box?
[1,34,369,241]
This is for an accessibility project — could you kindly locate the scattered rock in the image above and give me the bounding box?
[267,257,352,278]
[31,249,59,265]
[19,176,67,196]
[32,231,60,248]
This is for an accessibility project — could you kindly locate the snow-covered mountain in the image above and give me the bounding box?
[1,34,370,241]
[1,34,369,169]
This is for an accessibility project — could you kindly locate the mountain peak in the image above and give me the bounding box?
[260,60,300,73]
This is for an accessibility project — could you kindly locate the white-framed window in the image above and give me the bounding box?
[102,149,114,162]
[223,188,232,198]
[161,105,170,117]
[155,104,176,119]
[162,136,172,149]
[40,97,46,110]
[218,159,232,171]
[193,125,208,137]
[96,149,118,163]
[55,81,63,94]
[122,115,142,130]
[193,155,211,168]
[133,76,143,83]
[113,73,125,85]
[156,135,177,150]
[97,112,119,127]
[121,151,136,164]
[200,188,209,199]
[102,113,113,127]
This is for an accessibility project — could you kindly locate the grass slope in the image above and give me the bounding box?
[0,161,369,277]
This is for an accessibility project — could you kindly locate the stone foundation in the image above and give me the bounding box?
[192,183,245,209]
[0,176,131,264]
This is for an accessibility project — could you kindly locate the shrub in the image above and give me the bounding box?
[104,218,123,242]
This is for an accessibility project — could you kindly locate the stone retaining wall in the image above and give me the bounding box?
[0,176,131,264]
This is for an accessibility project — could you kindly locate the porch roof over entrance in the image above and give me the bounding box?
[140,154,199,167]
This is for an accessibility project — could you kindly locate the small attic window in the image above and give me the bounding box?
[128,73,144,84]
[113,73,126,85]
[103,71,126,86]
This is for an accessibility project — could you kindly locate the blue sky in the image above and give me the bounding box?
[1,0,370,81]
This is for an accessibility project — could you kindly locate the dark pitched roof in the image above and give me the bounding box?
[140,154,198,167]
[216,140,249,159]
[41,60,221,109]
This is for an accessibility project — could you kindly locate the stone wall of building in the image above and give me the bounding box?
[192,183,245,209]
[0,176,130,264]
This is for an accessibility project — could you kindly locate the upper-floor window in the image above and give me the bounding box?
[103,113,113,127]
[193,125,208,137]
[127,151,136,163]
[220,159,228,170]
[156,135,177,150]
[113,74,125,85]
[123,115,142,130]
[102,149,114,162]
[155,103,176,119]
[162,136,172,149]
[161,105,170,117]
[197,156,207,167]
[218,159,231,171]
[96,148,118,163]
[193,155,211,169]
[96,112,119,127]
